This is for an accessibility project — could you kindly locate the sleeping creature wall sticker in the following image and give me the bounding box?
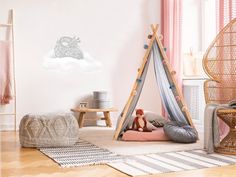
[43,36,102,72]
[54,36,84,59]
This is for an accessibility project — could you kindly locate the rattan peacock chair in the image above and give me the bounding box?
[203,18,236,155]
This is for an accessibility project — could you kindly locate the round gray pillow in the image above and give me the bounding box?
[163,121,198,143]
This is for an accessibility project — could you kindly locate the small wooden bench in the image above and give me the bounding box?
[71,108,118,128]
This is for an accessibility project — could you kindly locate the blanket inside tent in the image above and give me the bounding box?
[114,25,195,140]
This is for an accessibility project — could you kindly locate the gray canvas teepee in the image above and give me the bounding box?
[114,24,195,140]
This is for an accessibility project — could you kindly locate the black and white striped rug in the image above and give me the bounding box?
[39,139,123,167]
[108,150,236,176]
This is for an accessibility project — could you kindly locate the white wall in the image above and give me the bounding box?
[0,0,161,130]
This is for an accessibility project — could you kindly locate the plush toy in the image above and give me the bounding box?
[132,109,152,132]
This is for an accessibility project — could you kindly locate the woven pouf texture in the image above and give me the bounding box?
[19,113,79,147]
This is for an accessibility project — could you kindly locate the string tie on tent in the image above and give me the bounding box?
[136,78,142,83]
[175,96,181,101]
[144,44,148,49]
[169,84,175,89]
[159,35,163,40]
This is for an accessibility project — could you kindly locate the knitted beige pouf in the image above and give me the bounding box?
[19,113,79,147]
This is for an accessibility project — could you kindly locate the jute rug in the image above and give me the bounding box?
[39,139,123,167]
[108,149,236,176]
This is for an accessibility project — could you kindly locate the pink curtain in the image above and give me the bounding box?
[161,0,183,116]
[216,0,236,139]
[216,0,236,32]
[161,0,182,85]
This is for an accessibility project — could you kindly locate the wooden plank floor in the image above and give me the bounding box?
[1,132,236,177]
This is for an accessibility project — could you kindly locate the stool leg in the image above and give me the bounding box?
[78,112,85,128]
[103,111,112,127]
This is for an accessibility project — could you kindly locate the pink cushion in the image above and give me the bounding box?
[122,128,170,141]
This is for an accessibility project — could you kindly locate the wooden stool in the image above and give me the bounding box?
[215,109,236,155]
[71,108,118,128]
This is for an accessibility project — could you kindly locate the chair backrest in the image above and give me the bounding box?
[203,18,236,104]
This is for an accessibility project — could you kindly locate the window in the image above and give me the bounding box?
[182,0,216,77]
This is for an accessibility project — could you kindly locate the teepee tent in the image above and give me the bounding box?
[114,24,195,140]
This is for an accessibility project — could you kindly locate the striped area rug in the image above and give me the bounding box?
[39,139,123,167]
[108,150,236,176]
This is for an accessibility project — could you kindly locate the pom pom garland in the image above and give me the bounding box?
[162,60,167,65]
[148,35,152,39]
[144,44,148,49]
[169,84,175,89]
[137,78,142,82]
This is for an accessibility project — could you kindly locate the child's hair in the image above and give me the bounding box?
[136,109,144,115]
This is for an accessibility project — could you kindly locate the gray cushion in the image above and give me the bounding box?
[19,113,79,147]
[145,112,168,127]
[163,121,198,143]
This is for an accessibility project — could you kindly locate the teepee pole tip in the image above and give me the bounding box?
[151,24,159,33]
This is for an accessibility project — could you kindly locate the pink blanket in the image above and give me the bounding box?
[122,128,170,141]
[0,41,12,105]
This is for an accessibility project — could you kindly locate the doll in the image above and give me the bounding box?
[132,109,152,132]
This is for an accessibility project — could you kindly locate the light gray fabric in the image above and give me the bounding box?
[204,103,232,153]
[152,41,188,125]
[145,111,168,127]
[204,103,219,153]
[19,113,79,147]
[144,111,166,122]
[163,121,198,143]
